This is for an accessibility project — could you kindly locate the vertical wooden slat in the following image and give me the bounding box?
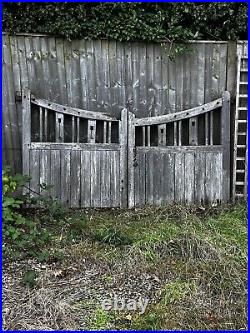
[70,150,81,207]
[205,113,209,145]
[87,120,96,143]
[44,108,48,141]
[72,116,75,142]
[145,150,154,204]
[4,35,22,172]
[178,121,182,146]
[138,151,146,206]
[221,91,231,202]
[22,89,31,191]
[39,106,43,142]
[40,149,51,196]
[29,149,40,198]
[147,126,151,146]
[55,38,68,105]
[90,150,101,207]
[81,151,91,207]
[158,124,166,146]
[100,151,111,207]
[61,149,71,205]
[205,152,222,203]
[194,152,206,204]
[205,152,212,202]
[184,152,195,203]
[128,111,135,208]
[103,121,107,143]
[210,111,213,145]
[163,152,175,203]
[50,150,61,200]
[153,151,162,204]
[55,113,64,143]
[142,126,146,146]
[110,151,120,207]
[120,109,128,208]
[108,121,112,143]
[76,117,80,143]
[212,152,223,203]
[189,117,198,145]
[174,121,177,146]
[175,153,185,202]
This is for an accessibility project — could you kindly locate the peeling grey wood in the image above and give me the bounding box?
[22,89,31,193]
[39,149,51,196]
[30,142,120,150]
[39,107,43,141]
[32,98,117,120]
[81,151,91,207]
[110,150,120,207]
[189,117,198,145]
[90,150,101,207]
[184,152,195,203]
[61,149,71,205]
[153,151,162,204]
[87,120,96,143]
[127,111,135,208]
[136,146,223,153]
[119,109,128,208]
[100,150,111,207]
[163,152,175,203]
[175,153,185,202]
[4,37,242,175]
[50,149,61,200]
[29,149,40,197]
[158,124,167,146]
[145,150,154,205]
[70,150,81,207]
[135,98,222,126]
[135,150,146,206]
[55,113,64,143]
[194,152,206,203]
[221,91,231,201]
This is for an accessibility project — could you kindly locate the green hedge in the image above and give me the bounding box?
[3,2,248,42]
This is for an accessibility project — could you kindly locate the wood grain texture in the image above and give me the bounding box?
[4,37,236,173]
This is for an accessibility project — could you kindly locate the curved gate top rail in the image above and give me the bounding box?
[22,89,230,208]
[31,96,117,121]
[134,97,223,126]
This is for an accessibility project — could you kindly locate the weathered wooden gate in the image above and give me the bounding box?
[127,91,230,207]
[22,89,128,208]
[22,89,230,208]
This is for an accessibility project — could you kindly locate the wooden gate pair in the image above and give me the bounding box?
[22,89,230,208]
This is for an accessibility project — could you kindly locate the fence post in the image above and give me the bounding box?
[221,91,231,202]
[120,108,128,208]
[127,111,135,208]
[22,88,31,193]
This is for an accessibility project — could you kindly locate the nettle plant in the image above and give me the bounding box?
[2,169,51,258]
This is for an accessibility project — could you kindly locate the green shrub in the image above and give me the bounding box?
[3,3,247,42]
[2,169,51,259]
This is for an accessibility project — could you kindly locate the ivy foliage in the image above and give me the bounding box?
[3,2,247,42]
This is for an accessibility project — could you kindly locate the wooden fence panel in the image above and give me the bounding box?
[3,34,233,172]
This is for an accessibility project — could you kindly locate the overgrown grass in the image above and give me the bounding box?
[3,202,248,330]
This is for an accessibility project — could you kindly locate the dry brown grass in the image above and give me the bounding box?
[2,203,248,330]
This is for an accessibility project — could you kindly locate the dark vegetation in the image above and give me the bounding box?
[2,169,248,330]
[3,2,248,42]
